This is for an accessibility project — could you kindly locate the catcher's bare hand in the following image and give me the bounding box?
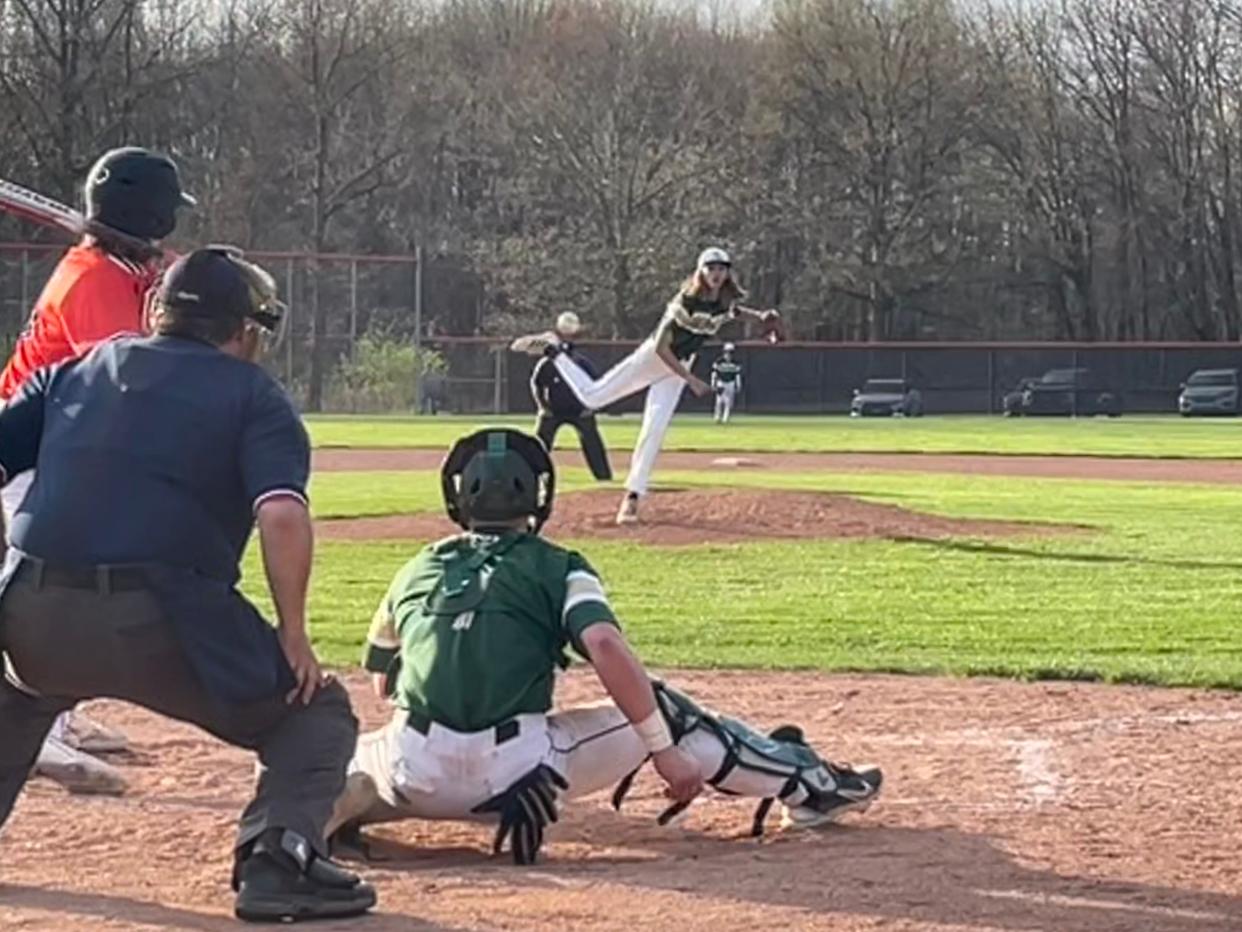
[652,746,704,803]
[281,626,327,705]
[687,375,712,397]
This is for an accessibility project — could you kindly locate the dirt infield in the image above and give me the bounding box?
[313,447,1242,484]
[318,487,1073,545]
[3,670,1240,931]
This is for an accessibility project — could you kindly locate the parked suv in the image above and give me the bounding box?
[1178,368,1240,416]
[1002,368,1122,417]
[851,378,923,417]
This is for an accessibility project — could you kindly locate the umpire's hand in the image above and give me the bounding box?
[256,497,327,706]
[280,626,326,705]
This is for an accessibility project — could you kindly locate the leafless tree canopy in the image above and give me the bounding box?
[5,0,1242,376]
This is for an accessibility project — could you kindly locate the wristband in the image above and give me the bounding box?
[633,709,673,754]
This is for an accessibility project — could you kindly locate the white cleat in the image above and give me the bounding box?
[33,734,128,796]
[61,711,130,755]
[780,764,882,831]
[615,493,640,526]
[509,331,560,356]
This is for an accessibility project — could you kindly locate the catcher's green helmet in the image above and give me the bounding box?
[440,428,555,532]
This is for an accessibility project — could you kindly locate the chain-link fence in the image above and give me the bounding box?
[0,244,425,388]
[486,340,1242,416]
[5,243,1242,415]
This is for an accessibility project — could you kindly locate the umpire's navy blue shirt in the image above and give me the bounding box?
[0,334,308,583]
[532,344,599,417]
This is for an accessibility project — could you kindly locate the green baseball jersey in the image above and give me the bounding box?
[712,358,742,385]
[660,291,737,360]
[363,531,617,732]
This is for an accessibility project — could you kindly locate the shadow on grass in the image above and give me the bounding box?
[890,536,1242,572]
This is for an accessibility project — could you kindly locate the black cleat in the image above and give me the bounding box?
[781,763,883,830]
[234,828,377,923]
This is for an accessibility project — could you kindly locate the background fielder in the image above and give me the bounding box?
[711,342,742,424]
[329,428,882,863]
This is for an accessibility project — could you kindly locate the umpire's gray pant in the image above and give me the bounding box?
[0,568,357,857]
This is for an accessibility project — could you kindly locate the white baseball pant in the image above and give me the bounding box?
[346,703,795,827]
[714,383,738,423]
[553,341,687,497]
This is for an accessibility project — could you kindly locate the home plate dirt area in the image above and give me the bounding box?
[3,452,1240,930]
[2,671,1241,931]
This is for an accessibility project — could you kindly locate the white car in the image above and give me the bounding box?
[1178,368,1240,416]
[850,378,923,417]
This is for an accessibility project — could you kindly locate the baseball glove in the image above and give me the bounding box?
[472,764,569,865]
[760,311,787,344]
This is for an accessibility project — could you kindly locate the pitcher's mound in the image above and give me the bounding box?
[318,488,1072,546]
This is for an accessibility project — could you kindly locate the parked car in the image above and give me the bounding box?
[1001,368,1122,417]
[851,378,923,417]
[1178,368,1240,416]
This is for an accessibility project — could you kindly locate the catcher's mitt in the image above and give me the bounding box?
[760,312,787,344]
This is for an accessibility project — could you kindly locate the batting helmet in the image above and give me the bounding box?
[84,147,195,241]
[441,429,556,533]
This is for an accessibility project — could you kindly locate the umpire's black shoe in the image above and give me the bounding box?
[234,828,377,923]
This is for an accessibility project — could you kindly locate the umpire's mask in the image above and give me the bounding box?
[441,429,555,533]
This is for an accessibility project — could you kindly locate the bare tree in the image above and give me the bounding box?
[271,0,416,410]
[490,0,730,336]
[0,0,196,199]
[770,0,983,340]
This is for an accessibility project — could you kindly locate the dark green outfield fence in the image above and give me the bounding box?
[11,242,1240,415]
[427,338,1242,416]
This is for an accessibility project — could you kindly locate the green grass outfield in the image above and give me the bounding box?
[246,464,1242,689]
[307,413,1242,459]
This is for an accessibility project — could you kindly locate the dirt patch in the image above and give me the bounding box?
[3,670,1241,931]
[316,487,1070,545]
[314,447,1242,484]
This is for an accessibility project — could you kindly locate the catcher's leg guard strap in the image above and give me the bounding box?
[649,681,841,833]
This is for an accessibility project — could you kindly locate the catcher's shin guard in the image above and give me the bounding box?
[612,682,880,835]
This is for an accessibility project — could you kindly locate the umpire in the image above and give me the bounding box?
[0,248,376,923]
[530,312,613,480]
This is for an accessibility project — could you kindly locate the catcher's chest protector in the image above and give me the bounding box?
[422,536,521,619]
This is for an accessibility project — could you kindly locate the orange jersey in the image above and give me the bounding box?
[0,244,157,400]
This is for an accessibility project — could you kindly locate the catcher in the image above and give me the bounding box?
[512,248,781,524]
[329,428,881,863]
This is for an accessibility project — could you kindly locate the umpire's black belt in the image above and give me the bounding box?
[406,710,521,746]
[13,557,148,594]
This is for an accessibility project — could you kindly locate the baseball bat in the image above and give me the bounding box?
[0,178,293,355]
[0,176,162,260]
